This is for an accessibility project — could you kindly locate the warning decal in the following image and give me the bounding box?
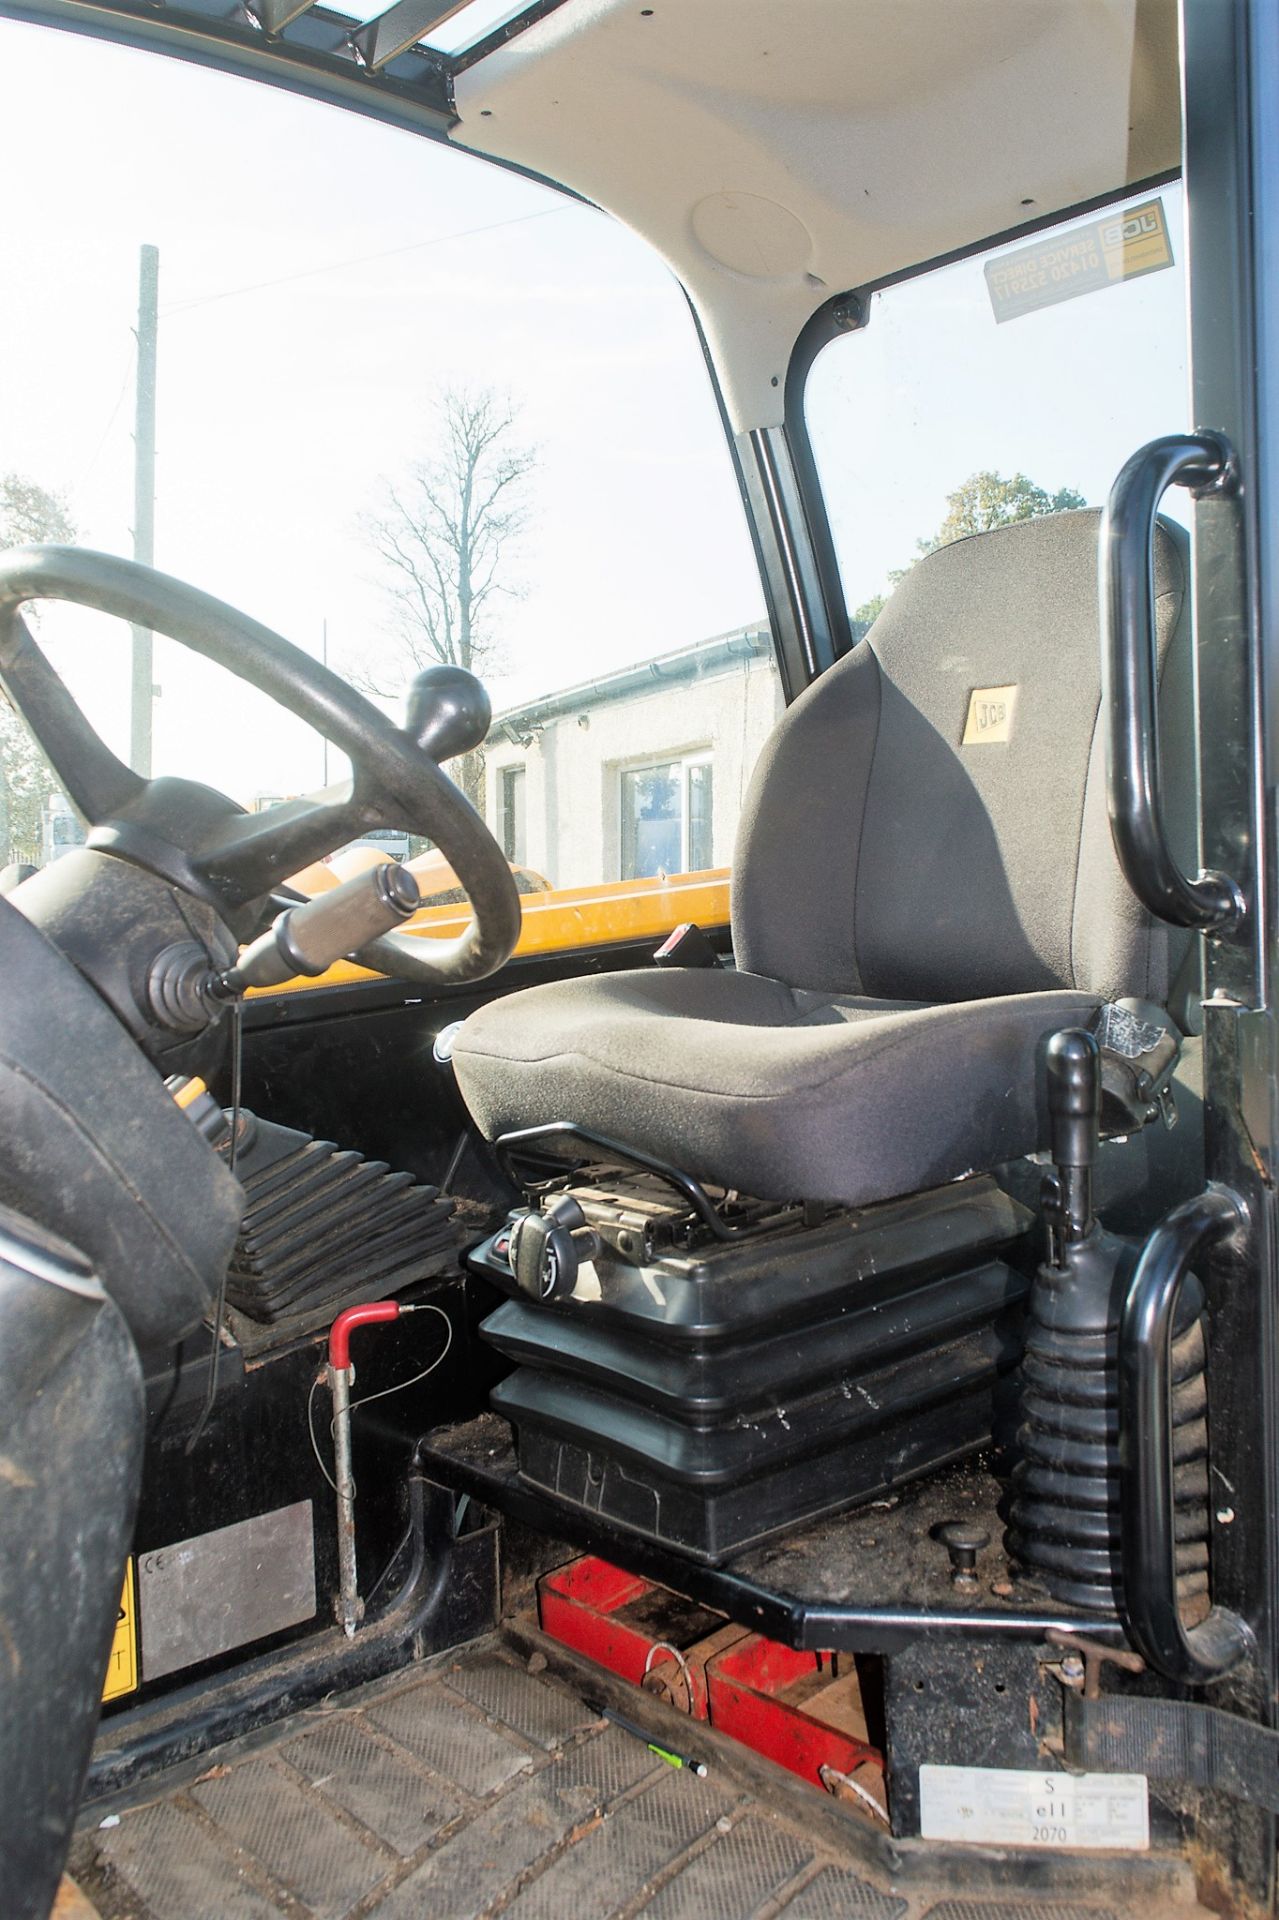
[102,1560,138,1702]
[985,198,1173,324]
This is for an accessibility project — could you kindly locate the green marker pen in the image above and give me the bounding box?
[598,1705,708,1777]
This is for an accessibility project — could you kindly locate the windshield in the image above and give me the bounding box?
[0,23,770,917]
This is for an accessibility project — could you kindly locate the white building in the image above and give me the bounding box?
[485,626,784,891]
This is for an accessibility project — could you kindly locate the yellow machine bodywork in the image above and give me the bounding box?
[252,867,732,997]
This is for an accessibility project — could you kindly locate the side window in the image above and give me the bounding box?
[805,187,1189,625]
[0,24,772,951]
[499,766,527,868]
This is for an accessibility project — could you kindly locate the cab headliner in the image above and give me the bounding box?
[453,0,1180,428]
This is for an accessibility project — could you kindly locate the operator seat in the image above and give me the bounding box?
[453,509,1192,1207]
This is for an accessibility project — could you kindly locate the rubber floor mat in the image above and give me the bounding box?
[71,1645,1210,1920]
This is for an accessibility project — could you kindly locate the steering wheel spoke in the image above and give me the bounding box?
[194,790,372,906]
[0,609,144,823]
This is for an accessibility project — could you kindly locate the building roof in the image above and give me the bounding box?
[491,624,773,740]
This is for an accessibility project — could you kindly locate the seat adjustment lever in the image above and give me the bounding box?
[509,1193,602,1301]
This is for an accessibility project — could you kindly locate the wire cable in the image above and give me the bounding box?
[643,1640,695,1711]
[76,337,138,492]
[307,1372,342,1494]
[185,997,243,1455]
[347,1303,453,1414]
[162,207,569,317]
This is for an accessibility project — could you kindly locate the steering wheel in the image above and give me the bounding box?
[0,546,522,986]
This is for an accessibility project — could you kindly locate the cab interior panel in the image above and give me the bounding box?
[0,2,1275,1917]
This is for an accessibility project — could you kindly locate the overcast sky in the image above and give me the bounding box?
[1,18,1187,809]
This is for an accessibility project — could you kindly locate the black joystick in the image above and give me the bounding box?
[405,665,492,764]
[1006,1024,1211,1618]
[1044,1026,1100,1258]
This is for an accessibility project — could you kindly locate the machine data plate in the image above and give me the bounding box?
[138,1500,316,1681]
[919,1764,1150,1850]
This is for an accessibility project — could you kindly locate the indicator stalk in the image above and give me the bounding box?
[220,861,421,994]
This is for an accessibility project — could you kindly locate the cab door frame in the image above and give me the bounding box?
[1152,1,1279,1903]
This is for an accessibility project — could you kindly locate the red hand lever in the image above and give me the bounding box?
[328,1300,400,1372]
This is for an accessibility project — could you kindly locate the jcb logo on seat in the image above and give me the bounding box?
[962,684,1018,745]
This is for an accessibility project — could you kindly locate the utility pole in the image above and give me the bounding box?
[130,243,159,777]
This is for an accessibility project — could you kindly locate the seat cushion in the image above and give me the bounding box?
[452,966,1099,1206]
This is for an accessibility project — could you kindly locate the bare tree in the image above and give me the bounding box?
[355,386,536,808]
[0,474,76,867]
[1,473,74,550]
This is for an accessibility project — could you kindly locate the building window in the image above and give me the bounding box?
[499,765,526,865]
[619,755,713,880]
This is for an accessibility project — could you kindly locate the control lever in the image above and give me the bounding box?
[653,922,721,969]
[1043,1026,1099,1263]
[220,862,421,994]
[509,1193,602,1301]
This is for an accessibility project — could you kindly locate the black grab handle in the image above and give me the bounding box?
[1101,432,1245,932]
[1119,1185,1253,1683]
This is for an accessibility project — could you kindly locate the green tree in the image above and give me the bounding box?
[917,470,1086,556]
[0,474,76,868]
[854,470,1088,634]
[356,386,536,810]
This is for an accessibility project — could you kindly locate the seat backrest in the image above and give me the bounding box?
[732,507,1194,1007]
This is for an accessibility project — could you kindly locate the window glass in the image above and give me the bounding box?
[621,763,681,882]
[499,766,527,867]
[805,186,1189,629]
[0,23,772,942]
[617,756,713,882]
[688,760,714,873]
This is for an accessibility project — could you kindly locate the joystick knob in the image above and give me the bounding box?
[405,665,491,763]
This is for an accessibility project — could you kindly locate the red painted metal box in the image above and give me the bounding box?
[537,1554,745,1716]
[705,1634,881,1788]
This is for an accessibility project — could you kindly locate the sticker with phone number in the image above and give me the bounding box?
[919,1765,1149,1850]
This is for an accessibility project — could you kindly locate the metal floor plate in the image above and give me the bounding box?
[71,1645,1204,1920]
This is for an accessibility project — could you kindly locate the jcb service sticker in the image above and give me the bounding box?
[985,198,1173,324]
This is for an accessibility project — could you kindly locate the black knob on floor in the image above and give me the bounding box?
[936,1521,991,1591]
